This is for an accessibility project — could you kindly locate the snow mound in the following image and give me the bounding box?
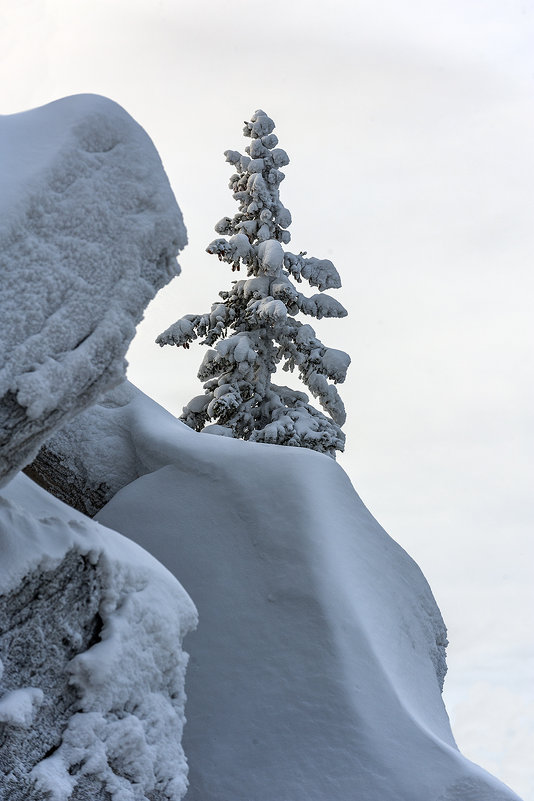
[0,94,186,485]
[0,473,197,801]
[94,388,522,801]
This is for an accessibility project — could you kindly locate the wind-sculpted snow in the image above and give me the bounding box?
[95,388,523,801]
[0,94,186,485]
[0,473,197,800]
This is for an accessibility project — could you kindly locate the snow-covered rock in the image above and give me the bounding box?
[0,94,186,485]
[23,381,179,517]
[94,387,522,801]
[25,382,145,517]
[0,473,197,800]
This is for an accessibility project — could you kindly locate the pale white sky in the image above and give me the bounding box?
[2,1,533,796]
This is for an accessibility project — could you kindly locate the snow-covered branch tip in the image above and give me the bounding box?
[158,110,351,458]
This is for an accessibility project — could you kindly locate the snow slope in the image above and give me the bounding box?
[0,473,197,800]
[0,94,186,484]
[96,387,523,801]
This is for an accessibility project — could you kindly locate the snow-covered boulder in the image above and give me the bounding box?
[94,388,522,801]
[0,94,186,485]
[0,473,197,800]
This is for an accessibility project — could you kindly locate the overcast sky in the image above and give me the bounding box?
[2,1,533,796]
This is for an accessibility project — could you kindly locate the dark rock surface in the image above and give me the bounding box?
[24,446,112,518]
[0,550,103,800]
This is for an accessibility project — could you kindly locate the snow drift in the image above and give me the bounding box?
[95,387,522,801]
[0,94,186,485]
[0,472,197,800]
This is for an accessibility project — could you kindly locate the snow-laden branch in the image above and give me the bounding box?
[283,252,342,291]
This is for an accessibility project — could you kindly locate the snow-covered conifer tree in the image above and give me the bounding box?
[157,110,350,458]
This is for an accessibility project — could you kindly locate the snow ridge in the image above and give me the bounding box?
[95,386,522,801]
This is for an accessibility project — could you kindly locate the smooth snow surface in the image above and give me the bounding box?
[0,473,197,800]
[0,94,186,483]
[96,386,523,801]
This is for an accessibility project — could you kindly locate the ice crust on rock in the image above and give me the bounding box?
[25,381,144,516]
[93,386,522,801]
[0,473,197,801]
[0,94,186,485]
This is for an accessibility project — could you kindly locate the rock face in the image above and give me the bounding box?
[24,447,112,518]
[0,551,104,800]
[0,94,187,485]
[24,382,145,517]
[0,94,196,800]
[0,475,197,801]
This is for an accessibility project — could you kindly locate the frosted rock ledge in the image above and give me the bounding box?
[0,93,187,485]
[0,474,197,801]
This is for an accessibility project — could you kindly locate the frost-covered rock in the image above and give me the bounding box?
[25,382,145,517]
[94,387,522,801]
[0,473,197,801]
[0,94,186,485]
